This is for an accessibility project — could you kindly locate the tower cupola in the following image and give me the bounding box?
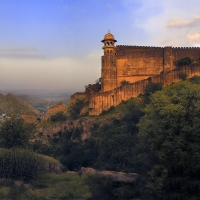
[101,32,117,48]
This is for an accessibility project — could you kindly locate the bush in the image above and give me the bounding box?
[179,72,188,80]
[86,175,138,200]
[50,112,67,122]
[176,56,193,66]
[0,149,45,181]
[144,82,162,103]
[121,80,130,86]
[0,116,30,148]
[69,99,87,119]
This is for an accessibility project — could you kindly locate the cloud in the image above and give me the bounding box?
[0,46,46,59]
[0,51,101,92]
[0,46,39,52]
[124,0,200,47]
[167,15,200,28]
[187,32,200,41]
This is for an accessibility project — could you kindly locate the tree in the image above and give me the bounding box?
[69,99,87,119]
[144,82,162,103]
[50,111,67,122]
[0,116,30,148]
[179,72,188,80]
[137,81,200,199]
[176,56,193,66]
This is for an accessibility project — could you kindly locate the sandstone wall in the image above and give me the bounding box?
[172,47,200,65]
[115,46,200,87]
[89,64,200,115]
[116,45,164,77]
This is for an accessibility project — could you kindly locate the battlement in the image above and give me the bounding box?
[89,64,200,115]
[75,33,200,115]
[172,47,200,49]
[117,45,162,48]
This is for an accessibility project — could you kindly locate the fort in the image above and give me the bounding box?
[70,32,200,115]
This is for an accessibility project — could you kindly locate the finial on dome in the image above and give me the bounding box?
[101,32,117,43]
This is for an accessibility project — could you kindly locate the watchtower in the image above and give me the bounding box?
[101,32,117,91]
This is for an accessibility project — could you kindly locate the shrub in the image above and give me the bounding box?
[50,112,67,122]
[0,149,45,181]
[121,80,130,86]
[144,82,162,103]
[0,116,30,148]
[69,99,87,119]
[176,56,193,66]
[179,72,188,80]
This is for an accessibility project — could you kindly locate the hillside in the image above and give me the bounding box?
[0,93,41,115]
[17,94,49,108]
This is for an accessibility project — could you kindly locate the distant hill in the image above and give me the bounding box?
[0,93,41,115]
[17,94,49,108]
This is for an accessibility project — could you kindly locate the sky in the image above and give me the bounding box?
[0,0,200,94]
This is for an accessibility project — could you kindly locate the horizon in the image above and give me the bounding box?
[0,0,200,93]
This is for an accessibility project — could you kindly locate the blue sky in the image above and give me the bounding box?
[0,0,200,93]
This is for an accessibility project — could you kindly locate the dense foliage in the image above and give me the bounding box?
[69,99,88,119]
[144,82,163,103]
[0,149,44,181]
[50,111,67,122]
[176,56,193,66]
[137,80,200,199]
[2,77,200,199]
[0,116,34,148]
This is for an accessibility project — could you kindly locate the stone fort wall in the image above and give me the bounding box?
[89,64,200,115]
[115,46,200,86]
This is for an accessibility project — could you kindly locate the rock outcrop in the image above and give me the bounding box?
[79,167,139,183]
[36,117,95,143]
[44,162,63,174]
[22,113,38,124]
[42,102,68,121]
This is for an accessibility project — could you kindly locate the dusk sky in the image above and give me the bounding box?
[0,0,200,94]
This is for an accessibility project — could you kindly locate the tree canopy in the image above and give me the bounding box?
[0,116,31,148]
[176,56,193,66]
[137,81,200,199]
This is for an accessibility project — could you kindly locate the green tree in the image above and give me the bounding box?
[176,56,193,66]
[93,98,144,172]
[137,81,200,199]
[69,99,88,119]
[179,72,188,80]
[0,116,30,148]
[50,111,67,122]
[144,82,162,103]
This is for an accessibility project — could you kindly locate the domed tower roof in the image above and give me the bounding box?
[101,32,117,43]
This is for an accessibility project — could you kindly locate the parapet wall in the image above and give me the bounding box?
[89,64,200,115]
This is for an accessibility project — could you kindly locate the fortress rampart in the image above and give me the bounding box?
[89,64,200,115]
[70,32,200,116]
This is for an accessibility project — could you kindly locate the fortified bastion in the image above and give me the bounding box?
[71,32,200,115]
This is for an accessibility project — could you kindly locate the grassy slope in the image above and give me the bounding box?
[0,93,41,115]
[0,148,91,199]
[0,174,92,200]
